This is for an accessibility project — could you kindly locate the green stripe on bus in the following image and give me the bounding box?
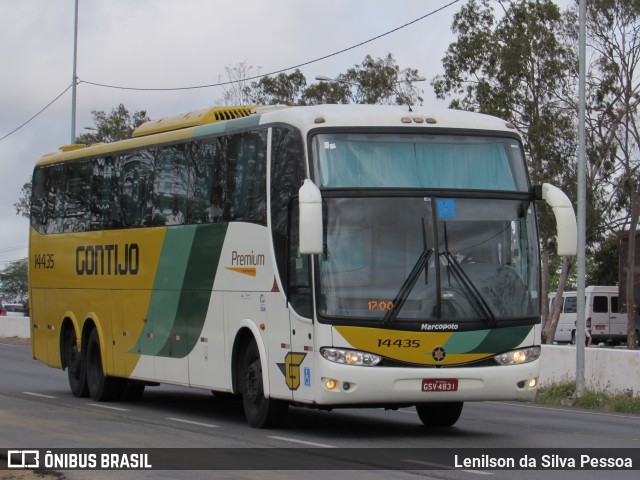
[131,227,196,356]
[467,325,533,353]
[442,329,491,353]
[156,223,228,358]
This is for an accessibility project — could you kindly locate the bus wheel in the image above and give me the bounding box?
[85,329,123,401]
[120,381,145,402]
[416,402,463,427]
[241,341,288,428]
[64,328,88,398]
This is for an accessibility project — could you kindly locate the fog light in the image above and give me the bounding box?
[343,382,351,391]
[528,377,538,389]
[324,378,337,390]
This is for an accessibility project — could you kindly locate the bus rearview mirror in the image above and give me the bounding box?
[542,183,577,257]
[298,179,323,254]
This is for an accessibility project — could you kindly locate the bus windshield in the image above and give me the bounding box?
[317,196,539,323]
[312,132,539,324]
[313,133,529,191]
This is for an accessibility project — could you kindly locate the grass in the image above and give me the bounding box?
[535,380,640,414]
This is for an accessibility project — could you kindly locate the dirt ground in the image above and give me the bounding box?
[0,337,30,347]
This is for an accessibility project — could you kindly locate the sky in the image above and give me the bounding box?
[0,0,571,268]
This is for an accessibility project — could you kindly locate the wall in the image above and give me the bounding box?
[539,345,640,395]
[0,316,30,338]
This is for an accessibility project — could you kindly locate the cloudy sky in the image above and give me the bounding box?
[0,0,572,268]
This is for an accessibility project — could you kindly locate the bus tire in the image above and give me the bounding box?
[416,402,463,427]
[120,381,145,402]
[85,329,123,401]
[241,340,288,428]
[63,328,89,398]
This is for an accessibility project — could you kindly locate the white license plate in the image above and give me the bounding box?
[421,378,458,392]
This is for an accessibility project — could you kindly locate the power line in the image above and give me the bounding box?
[0,1,461,141]
[0,84,73,143]
[80,1,461,92]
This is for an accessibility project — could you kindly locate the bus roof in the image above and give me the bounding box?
[35,104,519,166]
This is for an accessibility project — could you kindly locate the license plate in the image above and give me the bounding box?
[422,378,458,392]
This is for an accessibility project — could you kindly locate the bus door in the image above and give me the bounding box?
[285,238,315,403]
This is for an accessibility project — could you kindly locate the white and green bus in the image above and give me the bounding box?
[29,104,576,428]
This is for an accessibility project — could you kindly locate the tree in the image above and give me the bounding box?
[75,104,150,145]
[14,182,31,219]
[432,0,579,343]
[222,54,424,107]
[0,259,28,304]
[584,0,640,348]
[15,104,149,218]
[218,60,259,106]
[340,54,424,106]
[249,70,308,106]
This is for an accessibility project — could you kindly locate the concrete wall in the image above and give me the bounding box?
[540,345,640,395]
[0,316,30,338]
[2,320,638,395]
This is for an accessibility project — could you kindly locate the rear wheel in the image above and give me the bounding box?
[120,381,145,402]
[63,328,88,398]
[416,402,463,427]
[85,329,123,401]
[241,341,288,428]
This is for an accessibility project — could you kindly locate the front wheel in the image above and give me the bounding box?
[241,341,288,428]
[416,402,463,427]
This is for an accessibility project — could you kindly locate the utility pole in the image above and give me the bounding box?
[71,0,79,145]
[576,0,587,395]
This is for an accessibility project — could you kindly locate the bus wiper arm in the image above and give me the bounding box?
[442,252,497,326]
[383,248,433,326]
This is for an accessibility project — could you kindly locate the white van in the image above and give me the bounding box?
[549,286,639,344]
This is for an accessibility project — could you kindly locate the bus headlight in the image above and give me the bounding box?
[493,346,541,366]
[321,347,381,366]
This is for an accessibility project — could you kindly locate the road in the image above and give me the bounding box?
[1,341,639,480]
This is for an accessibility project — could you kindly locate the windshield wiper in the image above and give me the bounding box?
[441,251,497,326]
[383,219,432,326]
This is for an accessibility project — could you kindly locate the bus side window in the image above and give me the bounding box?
[288,204,312,318]
[30,167,48,233]
[120,150,155,228]
[43,164,67,234]
[153,145,188,226]
[64,160,92,232]
[226,131,267,224]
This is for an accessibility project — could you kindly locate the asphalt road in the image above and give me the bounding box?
[1,341,639,480]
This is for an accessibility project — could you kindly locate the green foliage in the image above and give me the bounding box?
[13,182,31,219]
[75,104,150,144]
[237,54,423,107]
[0,259,28,303]
[535,381,640,414]
[535,380,576,404]
[587,235,619,286]
[249,70,308,106]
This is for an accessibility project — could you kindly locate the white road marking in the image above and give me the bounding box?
[404,459,494,475]
[268,435,336,448]
[88,403,129,412]
[166,417,219,428]
[23,391,56,399]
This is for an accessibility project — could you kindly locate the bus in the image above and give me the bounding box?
[28,104,576,428]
